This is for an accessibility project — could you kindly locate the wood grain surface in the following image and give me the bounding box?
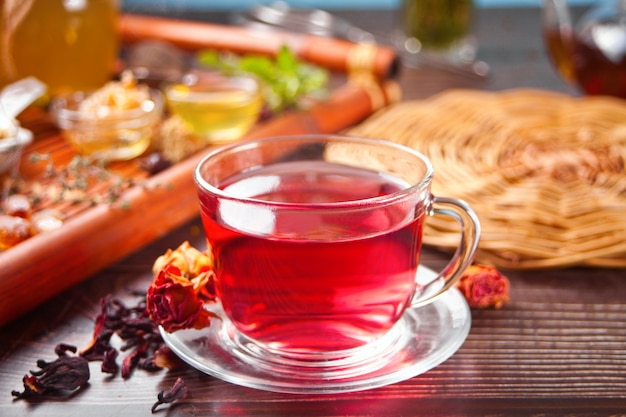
[2,6,625,417]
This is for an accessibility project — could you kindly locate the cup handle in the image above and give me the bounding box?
[410,196,481,308]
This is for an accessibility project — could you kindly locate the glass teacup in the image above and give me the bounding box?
[194,135,480,358]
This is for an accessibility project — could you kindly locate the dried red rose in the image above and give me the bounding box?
[152,240,214,284]
[147,241,217,333]
[456,264,511,309]
[147,264,217,333]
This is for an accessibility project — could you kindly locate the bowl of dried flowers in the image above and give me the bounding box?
[50,71,163,161]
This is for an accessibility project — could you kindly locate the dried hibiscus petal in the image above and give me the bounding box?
[12,344,90,399]
[11,292,190,413]
[101,348,119,375]
[80,294,165,379]
[456,264,511,309]
[151,377,188,413]
[81,312,114,361]
[152,346,185,370]
[121,346,143,379]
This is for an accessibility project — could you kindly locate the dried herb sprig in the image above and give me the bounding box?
[27,153,137,206]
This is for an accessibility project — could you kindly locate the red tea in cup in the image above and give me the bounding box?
[199,160,424,351]
[195,135,479,355]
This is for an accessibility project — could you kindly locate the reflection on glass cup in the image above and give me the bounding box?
[194,135,480,356]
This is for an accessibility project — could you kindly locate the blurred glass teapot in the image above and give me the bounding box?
[543,0,626,98]
[1,0,119,98]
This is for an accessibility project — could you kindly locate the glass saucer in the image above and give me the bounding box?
[161,266,471,394]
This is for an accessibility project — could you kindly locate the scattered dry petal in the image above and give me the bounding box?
[12,344,90,399]
[151,378,188,413]
[456,264,511,309]
[80,294,165,378]
[153,346,185,370]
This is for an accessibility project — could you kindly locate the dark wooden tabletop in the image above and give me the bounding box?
[2,6,626,417]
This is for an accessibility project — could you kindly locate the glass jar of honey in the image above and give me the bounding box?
[1,0,119,97]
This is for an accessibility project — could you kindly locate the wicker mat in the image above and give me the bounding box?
[347,89,626,269]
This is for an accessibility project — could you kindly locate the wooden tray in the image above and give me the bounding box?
[0,79,400,326]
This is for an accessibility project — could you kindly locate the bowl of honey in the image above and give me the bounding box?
[164,71,263,144]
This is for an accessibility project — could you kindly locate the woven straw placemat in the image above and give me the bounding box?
[347,89,626,269]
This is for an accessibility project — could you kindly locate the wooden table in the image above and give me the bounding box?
[2,7,626,416]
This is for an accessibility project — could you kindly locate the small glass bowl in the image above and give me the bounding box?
[1,122,33,198]
[0,123,33,177]
[51,89,163,161]
[164,71,263,144]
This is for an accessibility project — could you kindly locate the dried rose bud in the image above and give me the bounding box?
[456,264,510,309]
[152,241,217,302]
[147,264,217,333]
[152,240,213,280]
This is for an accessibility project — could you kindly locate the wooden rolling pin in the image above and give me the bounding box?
[118,14,400,80]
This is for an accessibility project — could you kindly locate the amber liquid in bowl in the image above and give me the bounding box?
[165,76,263,143]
